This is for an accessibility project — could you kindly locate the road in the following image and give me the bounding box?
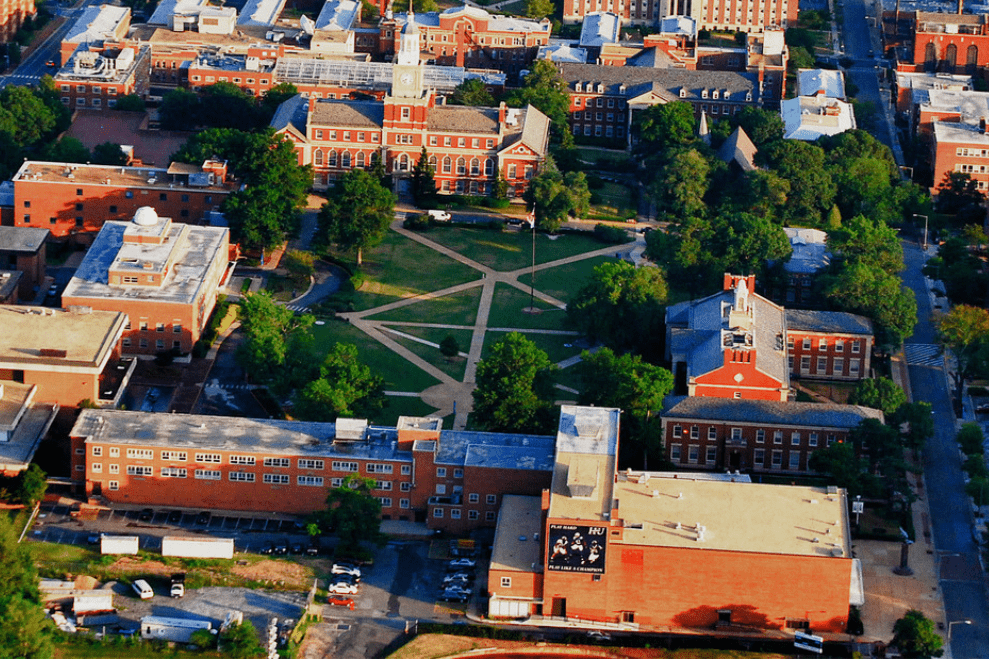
[901,239,989,659]
[0,0,97,89]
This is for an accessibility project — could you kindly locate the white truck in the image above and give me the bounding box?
[170,573,185,598]
[161,536,234,559]
[100,535,139,555]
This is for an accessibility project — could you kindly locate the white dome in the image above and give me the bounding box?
[133,206,159,226]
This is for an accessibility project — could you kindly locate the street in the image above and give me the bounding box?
[0,0,100,89]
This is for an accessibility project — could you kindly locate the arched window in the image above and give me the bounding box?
[400,153,409,171]
[328,150,337,167]
[925,41,937,72]
[457,157,466,175]
[967,45,979,74]
[484,159,494,176]
[944,43,958,73]
[370,151,379,165]
[470,158,480,176]
[442,156,452,174]
[356,151,366,168]
[342,151,351,168]
[429,155,437,169]
[314,149,323,166]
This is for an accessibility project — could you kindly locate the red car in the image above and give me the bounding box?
[327,595,355,610]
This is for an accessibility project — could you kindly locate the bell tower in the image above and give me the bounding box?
[391,8,424,99]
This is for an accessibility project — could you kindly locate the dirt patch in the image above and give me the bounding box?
[231,559,309,587]
[109,557,172,575]
[297,621,338,659]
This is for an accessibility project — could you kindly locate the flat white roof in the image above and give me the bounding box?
[797,68,845,99]
[65,5,129,44]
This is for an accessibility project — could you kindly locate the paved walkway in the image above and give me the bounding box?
[338,220,639,429]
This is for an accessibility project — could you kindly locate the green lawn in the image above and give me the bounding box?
[589,181,637,219]
[423,226,608,272]
[518,255,615,303]
[384,326,474,382]
[483,329,582,366]
[554,364,584,393]
[55,641,219,659]
[328,230,479,311]
[487,283,569,331]
[309,320,441,393]
[368,286,482,325]
[377,395,447,427]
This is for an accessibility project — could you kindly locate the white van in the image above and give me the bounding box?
[132,579,154,599]
[427,210,451,222]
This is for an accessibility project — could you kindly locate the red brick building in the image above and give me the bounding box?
[59,5,131,67]
[487,406,860,635]
[11,160,234,241]
[931,119,989,193]
[379,7,550,74]
[61,208,233,356]
[660,396,882,473]
[904,12,989,75]
[0,0,33,43]
[70,412,555,534]
[0,226,48,299]
[273,19,549,196]
[786,309,873,381]
[562,0,796,32]
[53,45,151,112]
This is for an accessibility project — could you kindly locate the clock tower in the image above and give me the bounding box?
[391,8,424,99]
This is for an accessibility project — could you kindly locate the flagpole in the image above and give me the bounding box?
[528,210,536,312]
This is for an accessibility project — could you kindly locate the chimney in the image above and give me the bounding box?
[981,116,987,134]
[498,101,507,124]
[959,0,963,14]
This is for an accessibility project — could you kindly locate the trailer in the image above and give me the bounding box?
[161,536,234,559]
[140,616,212,643]
[100,535,139,555]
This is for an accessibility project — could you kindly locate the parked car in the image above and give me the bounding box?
[327,595,356,610]
[305,543,320,556]
[274,540,289,555]
[328,581,359,595]
[131,579,154,599]
[195,511,211,525]
[87,534,100,545]
[443,573,473,585]
[290,543,304,555]
[167,510,182,524]
[260,542,275,555]
[975,403,989,414]
[138,508,154,521]
[332,563,361,577]
[439,588,470,602]
[448,558,476,568]
[586,631,612,642]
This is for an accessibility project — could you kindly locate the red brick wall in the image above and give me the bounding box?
[691,354,787,401]
[0,367,100,407]
[912,32,989,70]
[787,332,871,381]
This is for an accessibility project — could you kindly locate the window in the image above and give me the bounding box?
[791,432,801,446]
[800,356,811,372]
[442,157,452,174]
[802,338,811,350]
[375,480,392,490]
[468,510,478,519]
[298,476,324,486]
[486,494,497,505]
[468,493,479,503]
[773,430,783,444]
[450,509,461,519]
[92,463,102,473]
[754,449,765,466]
[401,464,411,475]
[809,433,818,447]
[456,158,466,175]
[126,449,153,459]
[109,464,119,474]
[433,508,444,518]
[298,459,324,470]
[264,458,290,468]
[771,450,783,468]
[400,482,412,491]
[708,426,717,440]
[110,447,120,457]
[453,468,463,478]
[127,465,153,476]
[731,427,742,441]
[367,463,393,474]
[331,478,343,487]
[156,340,165,349]
[401,499,411,509]
[486,511,496,521]
[229,472,256,482]
[501,577,512,588]
[333,461,358,472]
[264,474,290,484]
[850,359,860,376]
[690,425,699,439]
[705,446,717,464]
[161,467,187,478]
[109,481,119,491]
[817,356,827,372]
[789,452,801,469]
[161,451,187,461]
[671,443,681,461]
[378,497,392,507]
[834,358,843,375]
[818,338,827,351]
[92,446,103,457]
[756,429,765,443]
[835,340,844,353]
[230,455,255,465]
[436,484,446,495]
[673,424,682,437]
[196,453,221,463]
[688,445,699,463]
[437,467,447,477]
[851,341,860,354]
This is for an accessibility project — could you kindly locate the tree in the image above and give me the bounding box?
[523,156,590,231]
[450,78,495,107]
[220,620,263,659]
[506,61,573,147]
[0,512,53,659]
[765,140,836,225]
[17,465,47,508]
[260,82,299,118]
[0,85,57,146]
[849,377,907,416]
[114,94,146,112]
[892,402,934,453]
[293,343,385,421]
[936,305,989,403]
[936,171,985,222]
[709,210,791,275]
[649,148,710,219]
[956,422,984,455]
[827,214,903,275]
[324,474,384,554]
[236,291,313,382]
[809,440,867,495]
[731,106,784,149]
[576,348,674,467]
[635,102,696,153]
[892,610,944,659]
[567,261,668,357]
[189,629,217,650]
[39,137,89,163]
[284,249,316,284]
[198,82,262,131]
[471,332,557,434]
[820,261,917,349]
[411,146,437,208]
[91,141,129,165]
[440,335,460,359]
[317,169,396,265]
[524,0,554,17]
[159,88,202,130]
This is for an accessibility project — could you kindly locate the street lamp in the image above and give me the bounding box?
[913,213,929,250]
[948,619,972,640]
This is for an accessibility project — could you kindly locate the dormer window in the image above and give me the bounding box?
[679,88,686,98]
[724,90,731,99]
[745,92,753,102]
[712,90,719,99]
[596,83,604,93]
[701,89,709,99]
[575,81,582,92]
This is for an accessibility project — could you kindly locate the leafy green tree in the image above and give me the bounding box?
[956,422,984,455]
[411,146,437,207]
[0,85,56,147]
[524,0,554,17]
[440,335,460,359]
[0,512,53,659]
[731,106,784,149]
[318,169,396,265]
[849,377,907,416]
[634,102,696,153]
[35,76,71,134]
[284,249,316,283]
[809,440,867,494]
[709,210,792,275]
[936,171,985,223]
[819,261,917,349]
[324,474,384,554]
[293,343,385,421]
[851,418,904,472]
[91,141,129,165]
[506,61,573,147]
[576,348,674,467]
[765,140,836,225]
[892,610,944,659]
[220,620,263,659]
[17,465,47,508]
[925,237,989,307]
[189,629,217,650]
[159,88,202,130]
[729,169,790,220]
[114,94,146,112]
[523,156,590,231]
[471,333,557,434]
[650,148,710,218]
[827,214,903,275]
[892,402,934,453]
[236,291,313,382]
[199,82,262,130]
[567,261,667,357]
[39,137,89,163]
[260,82,299,118]
[936,305,989,403]
[450,78,495,106]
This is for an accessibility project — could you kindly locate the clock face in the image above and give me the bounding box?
[401,73,413,85]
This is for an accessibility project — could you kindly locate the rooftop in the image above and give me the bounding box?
[427,105,500,134]
[237,0,287,26]
[716,126,757,171]
[661,395,883,428]
[55,45,149,84]
[62,214,229,306]
[579,12,621,48]
[489,495,543,573]
[148,0,209,25]
[314,0,359,31]
[272,58,505,90]
[781,95,856,140]
[310,99,385,128]
[933,120,989,145]
[895,71,972,94]
[0,271,22,299]
[537,44,588,64]
[782,227,830,274]
[798,68,846,99]
[920,88,989,123]
[0,382,58,473]
[610,472,851,558]
[12,161,232,192]
[0,226,49,254]
[786,308,873,336]
[548,406,620,523]
[557,63,759,102]
[65,5,130,45]
[0,307,125,371]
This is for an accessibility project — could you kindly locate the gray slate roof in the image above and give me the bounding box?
[270,94,308,137]
[786,309,873,336]
[717,126,758,171]
[662,395,884,428]
[0,226,50,254]
[311,99,385,128]
[427,105,499,134]
[557,63,759,103]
